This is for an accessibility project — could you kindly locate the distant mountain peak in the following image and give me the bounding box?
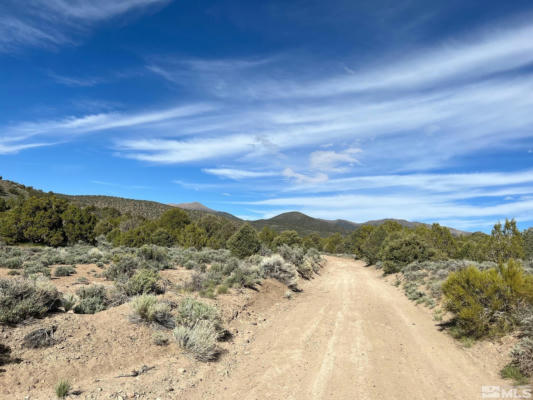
[170,201,215,212]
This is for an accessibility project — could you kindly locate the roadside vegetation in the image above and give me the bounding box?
[0,193,325,365]
[349,219,533,383]
[1,179,532,377]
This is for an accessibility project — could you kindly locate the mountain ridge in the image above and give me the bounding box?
[0,178,469,236]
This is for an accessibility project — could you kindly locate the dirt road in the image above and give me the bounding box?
[189,256,505,400]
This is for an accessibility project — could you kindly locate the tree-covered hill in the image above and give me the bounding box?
[0,177,467,238]
[65,195,173,220]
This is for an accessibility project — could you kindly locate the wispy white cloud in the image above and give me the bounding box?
[48,72,107,87]
[9,21,533,169]
[202,168,277,180]
[147,22,533,100]
[0,141,52,154]
[1,104,214,151]
[5,14,533,230]
[40,0,168,21]
[0,16,69,51]
[119,134,258,163]
[282,168,328,184]
[309,148,361,172]
[230,168,533,230]
[147,56,277,97]
[284,169,533,193]
[173,180,225,191]
[0,0,169,51]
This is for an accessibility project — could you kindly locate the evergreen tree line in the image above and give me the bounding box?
[0,195,532,265]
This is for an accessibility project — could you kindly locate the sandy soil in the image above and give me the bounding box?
[184,256,510,400]
[0,256,515,399]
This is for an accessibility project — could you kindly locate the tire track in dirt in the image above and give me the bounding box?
[188,256,506,400]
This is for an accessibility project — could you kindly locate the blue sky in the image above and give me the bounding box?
[1,0,533,232]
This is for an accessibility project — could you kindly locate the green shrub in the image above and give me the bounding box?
[73,285,107,314]
[179,223,207,250]
[55,379,71,399]
[54,265,76,277]
[360,223,400,265]
[216,284,229,294]
[500,364,529,385]
[105,254,142,281]
[227,224,261,258]
[260,254,298,289]
[176,298,222,335]
[76,276,89,285]
[381,234,434,274]
[278,245,304,267]
[184,272,208,292]
[272,230,302,248]
[296,258,314,279]
[0,278,62,324]
[23,260,51,278]
[87,247,104,261]
[151,228,175,247]
[137,244,169,266]
[305,248,323,272]
[130,294,157,320]
[125,269,163,296]
[278,246,317,279]
[510,337,533,377]
[4,257,22,269]
[106,286,129,307]
[403,282,425,301]
[382,260,402,274]
[525,228,533,261]
[130,294,174,328]
[152,331,169,346]
[184,259,206,272]
[174,320,219,362]
[62,294,77,312]
[442,260,533,338]
[225,266,261,289]
[324,232,345,253]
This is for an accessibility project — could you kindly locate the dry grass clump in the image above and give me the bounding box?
[73,285,108,314]
[174,320,219,362]
[176,297,222,334]
[260,254,299,289]
[54,265,76,277]
[0,277,62,324]
[173,298,225,361]
[130,294,174,328]
[152,331,169,346]
[55,379,71,399]
[125,268,164,296]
